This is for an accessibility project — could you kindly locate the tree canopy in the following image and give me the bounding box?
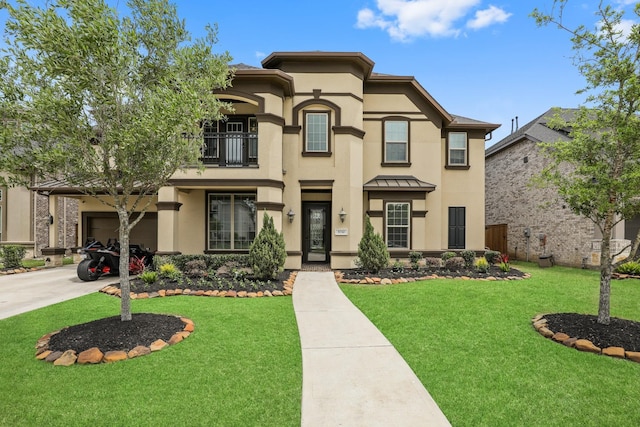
[0,0,233,320]
[532,1,640,324]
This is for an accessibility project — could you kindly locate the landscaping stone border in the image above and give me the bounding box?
[35,316,195,366]
[532,314,640,363]
[335,271,531,284]
[99,271,297,299]
[0,267,41,275]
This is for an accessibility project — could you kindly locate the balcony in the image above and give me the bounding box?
[200,132,258,167]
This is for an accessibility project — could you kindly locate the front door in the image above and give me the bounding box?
[303,202,331,263]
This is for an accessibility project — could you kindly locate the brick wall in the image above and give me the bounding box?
[34,194,79,256]
[485,139,595,267]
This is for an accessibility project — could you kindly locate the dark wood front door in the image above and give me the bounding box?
[302,202,331,263]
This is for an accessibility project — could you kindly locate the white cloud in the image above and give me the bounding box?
[355,0,511,41]
[255,51,266,60]
[467,5,512,30]
[597,18,636,41]
[615,0,637,5]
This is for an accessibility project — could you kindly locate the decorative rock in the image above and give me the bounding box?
[137,292,149,299]
[45,351,64,363]
[150,339,168,352]
[256,291,263,297]
[174,289,183,295]
[210,290,219,296]
[237,291,247,298]
[168,333,184,345]
[532,314,544,323]
[625,351,640,363]
[158,290,166,297]
[194,290,205,296]
[283,289,292,296]
[103,351,128,363]
[602,347,626,358]
[36,350,52,360]
[78,347,104,364]
[272,290,284,296]
[226,290,237,298]
[149,292,159,298]
[563,337,578,348]
[380,278,393,285]
[575,339,601,354]
[128,346,151,359]
[166,289,175,296]
[248,292,258,298]
[538,327,554,338]
[218,291,227,297]
[184,322,194,333]
[53,350,77,366]
[264,290,272,297]
[552,332,570,342]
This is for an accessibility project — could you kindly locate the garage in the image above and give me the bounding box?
[82,212,157,252]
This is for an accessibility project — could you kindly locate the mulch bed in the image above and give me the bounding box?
[337,265,527,282]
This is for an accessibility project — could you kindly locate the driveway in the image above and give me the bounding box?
[0,265,107,320]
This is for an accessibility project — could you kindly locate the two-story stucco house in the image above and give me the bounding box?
[33,52,499,269]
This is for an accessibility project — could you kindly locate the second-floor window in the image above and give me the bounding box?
[305,112,329,153]
[384,120,409,163]
[448,132,468,166]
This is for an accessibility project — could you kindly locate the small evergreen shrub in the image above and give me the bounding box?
[424,257,442,268]
[139,270,158,284]
[445,256,465,271]
[391,259,405,272]
[441,251,456,262]
[0,245,26,269]
[484,250,501,264]
[460,250,476,268]
[356,215,390,273]
[615,261,640,275]
[158,263,182,280]
[475,257,490,273]
[184,259,208,277]
[249,213,286,280]
[409,251,423,270]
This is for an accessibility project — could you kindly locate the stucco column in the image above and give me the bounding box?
[156,186,182,255]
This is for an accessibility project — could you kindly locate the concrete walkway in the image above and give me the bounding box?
[293,271,451,426]
[0,265,106,320]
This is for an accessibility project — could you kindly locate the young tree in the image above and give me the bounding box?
[531,2,640,324]
[356,215,389,273]
[0,0,232,321]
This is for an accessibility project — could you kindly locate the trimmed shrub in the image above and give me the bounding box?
[475,257,490,273]
[249,212,286,280]
[441,251,456,262]
[158,263,181,281]
[460,250,476,268]
[409,251,423,270]
[484,250,501,264]
[445,256,465,271]
[425,257,442,268]
[0,245,26,269]
[615,261,640,275]
[139,270,158,284]
[355,215,389,273]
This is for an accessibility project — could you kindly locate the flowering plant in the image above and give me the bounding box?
[499,253,510,272]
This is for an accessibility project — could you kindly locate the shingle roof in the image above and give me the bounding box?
[363,175,436,192]
[485,107,578,158]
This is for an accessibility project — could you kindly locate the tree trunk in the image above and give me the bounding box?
[117,207,132,322]
[598,211,615,325]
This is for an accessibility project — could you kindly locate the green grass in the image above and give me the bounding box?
[0,293,301,426]
[341,262,640,427]
[0,257,74,269]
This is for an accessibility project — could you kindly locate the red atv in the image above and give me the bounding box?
[77,238,154,281]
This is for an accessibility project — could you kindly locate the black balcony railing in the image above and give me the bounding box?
[200,132,258,166]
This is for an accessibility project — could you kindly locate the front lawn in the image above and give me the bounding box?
[0,293,301,426]
[341,262,640,426]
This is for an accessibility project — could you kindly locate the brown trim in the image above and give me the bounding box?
[154,251,182,256]
[368,191,428,199]
[169,178,285,190]
[333,126,365,139]
[381,162,412,167]
[366,210,383,217]
[41,247,66,255]
[284,125,301,134]
[297,91,364,103]
[214,89,266,113]
[254,113,285,127]
[446,131,469,168]
[204,250,250,255]
[412,210,428,218]
[330,251,359,257]
[262,52,375,80]
[299,180,335,188]
[255,202,285,212]
[226,70,294,98]
[156,201,183,211]
[364,112,431,119]
[302,110,332,155]
[293,99,342,127]
[287,251,303,256]
[445,165,471,170]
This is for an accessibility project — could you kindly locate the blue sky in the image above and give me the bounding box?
[2,1,638,146]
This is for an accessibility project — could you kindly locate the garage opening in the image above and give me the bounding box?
[82,212,158,252]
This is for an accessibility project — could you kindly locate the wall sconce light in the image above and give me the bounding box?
[339,207,347,223]
[48,214,54,225]
[287,208,295,223]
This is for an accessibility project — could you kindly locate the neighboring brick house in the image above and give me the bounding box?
[33,51,499,269]
[0,181,77,258]
[485,108,637,267]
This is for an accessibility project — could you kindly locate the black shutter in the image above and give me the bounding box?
[448,207,466,249]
